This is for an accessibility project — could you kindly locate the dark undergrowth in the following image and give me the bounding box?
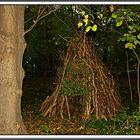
[22,76,140,134]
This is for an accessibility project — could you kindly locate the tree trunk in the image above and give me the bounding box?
[0,6,27,134]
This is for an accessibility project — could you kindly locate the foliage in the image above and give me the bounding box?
[78,5,140,49]
[77,6,140,111]
[87,108,140,134]
[59,61,91,96]
[77,10,98,33]
[109,6,140,49]
[40,124,50,134]
[24,6,76,77]
[22,75,139,134]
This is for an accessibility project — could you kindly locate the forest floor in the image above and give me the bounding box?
[22,76,140,135]
[22,76,94,134]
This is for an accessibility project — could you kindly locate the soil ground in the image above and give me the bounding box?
[22,76,138,134]
[22,76,95,134]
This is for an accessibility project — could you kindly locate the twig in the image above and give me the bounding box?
[24,7,57,35]
[24,15,36,24]
[41,45,71,117]
[48,6,70,30]
[120,116,131,130]
[65,96,71,119]
[132,49,140,113]
[125,50,133,101]
[132,49,140,64]
[60,96,65,119]
[137,62,140,113]
[58,34,70,42]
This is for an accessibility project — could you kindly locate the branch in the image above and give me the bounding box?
[24,6,57,35]
[132,49,140,64]
[58,34,70,42]
[24,15,36,24]
[48,6,70,30]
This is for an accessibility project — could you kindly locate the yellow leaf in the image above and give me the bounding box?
[116,20,123,27]
[125,42,136,49]
[77,21,83,28]
[110,5,114,12]
[78,126,84,130]
[97,12,103,19]
[92,24,97,31]
[137,34,140,39]
[86,26,91,32]
[111,13,117,19]
[79,11,85,16]
[84,14,89,19]
[83,18,89,26]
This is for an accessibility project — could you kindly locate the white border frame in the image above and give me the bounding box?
[0,2,140,5]
[0,135,140,139]
[0,1,140,139]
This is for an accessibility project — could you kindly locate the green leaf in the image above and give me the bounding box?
[83,18,89,26]
[123,33,129,37]
[79,11,85,16]
[123,34,137,42]
[137,34,140,39]
[110,5,114,12]
[92,24,97,32]
[85,26,91,32]
[116,20,123,27]
[125,42,136,49]
[111,13,117,18]
[133,25,140,30]
[128,25,134,30]
[41,125,50,133]
[134,40,140,45]
[107,17,112,23]
[77,21,83,28]
[97,12,103,19]
[118,36,127,42]
[128,29,136,34]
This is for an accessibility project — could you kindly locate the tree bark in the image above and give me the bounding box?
[0,6,27,134]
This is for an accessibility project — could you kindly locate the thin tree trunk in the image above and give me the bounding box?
[0,6,26,134]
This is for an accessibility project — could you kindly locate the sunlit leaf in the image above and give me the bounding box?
[83,18,89,26]
[92,24,97,31]
[110,5,114,12]
[134,40,140,45]
[128,25,134,30]
[128,29,136,34]
[123,33,129,37]
[89,14,95,20]
[125,42,136,49]
[116,20,123,27]
[97,12,103,19]
[107,17,112,23]
[111,13,117,18]
[78,126,85,130]
[41,125,50,133]
[84,14,89,19]
[137,34,140,39]
[79,11,85,16]
[78,21,83,28]
[86,26,91,32]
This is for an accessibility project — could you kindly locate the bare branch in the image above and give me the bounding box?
[48,6,70,30]
[24,15,36,24]
[24,6,57,35]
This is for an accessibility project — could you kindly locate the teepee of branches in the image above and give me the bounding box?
[40,33,121,121]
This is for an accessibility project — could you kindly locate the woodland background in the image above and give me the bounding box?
[21,5,140,134]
